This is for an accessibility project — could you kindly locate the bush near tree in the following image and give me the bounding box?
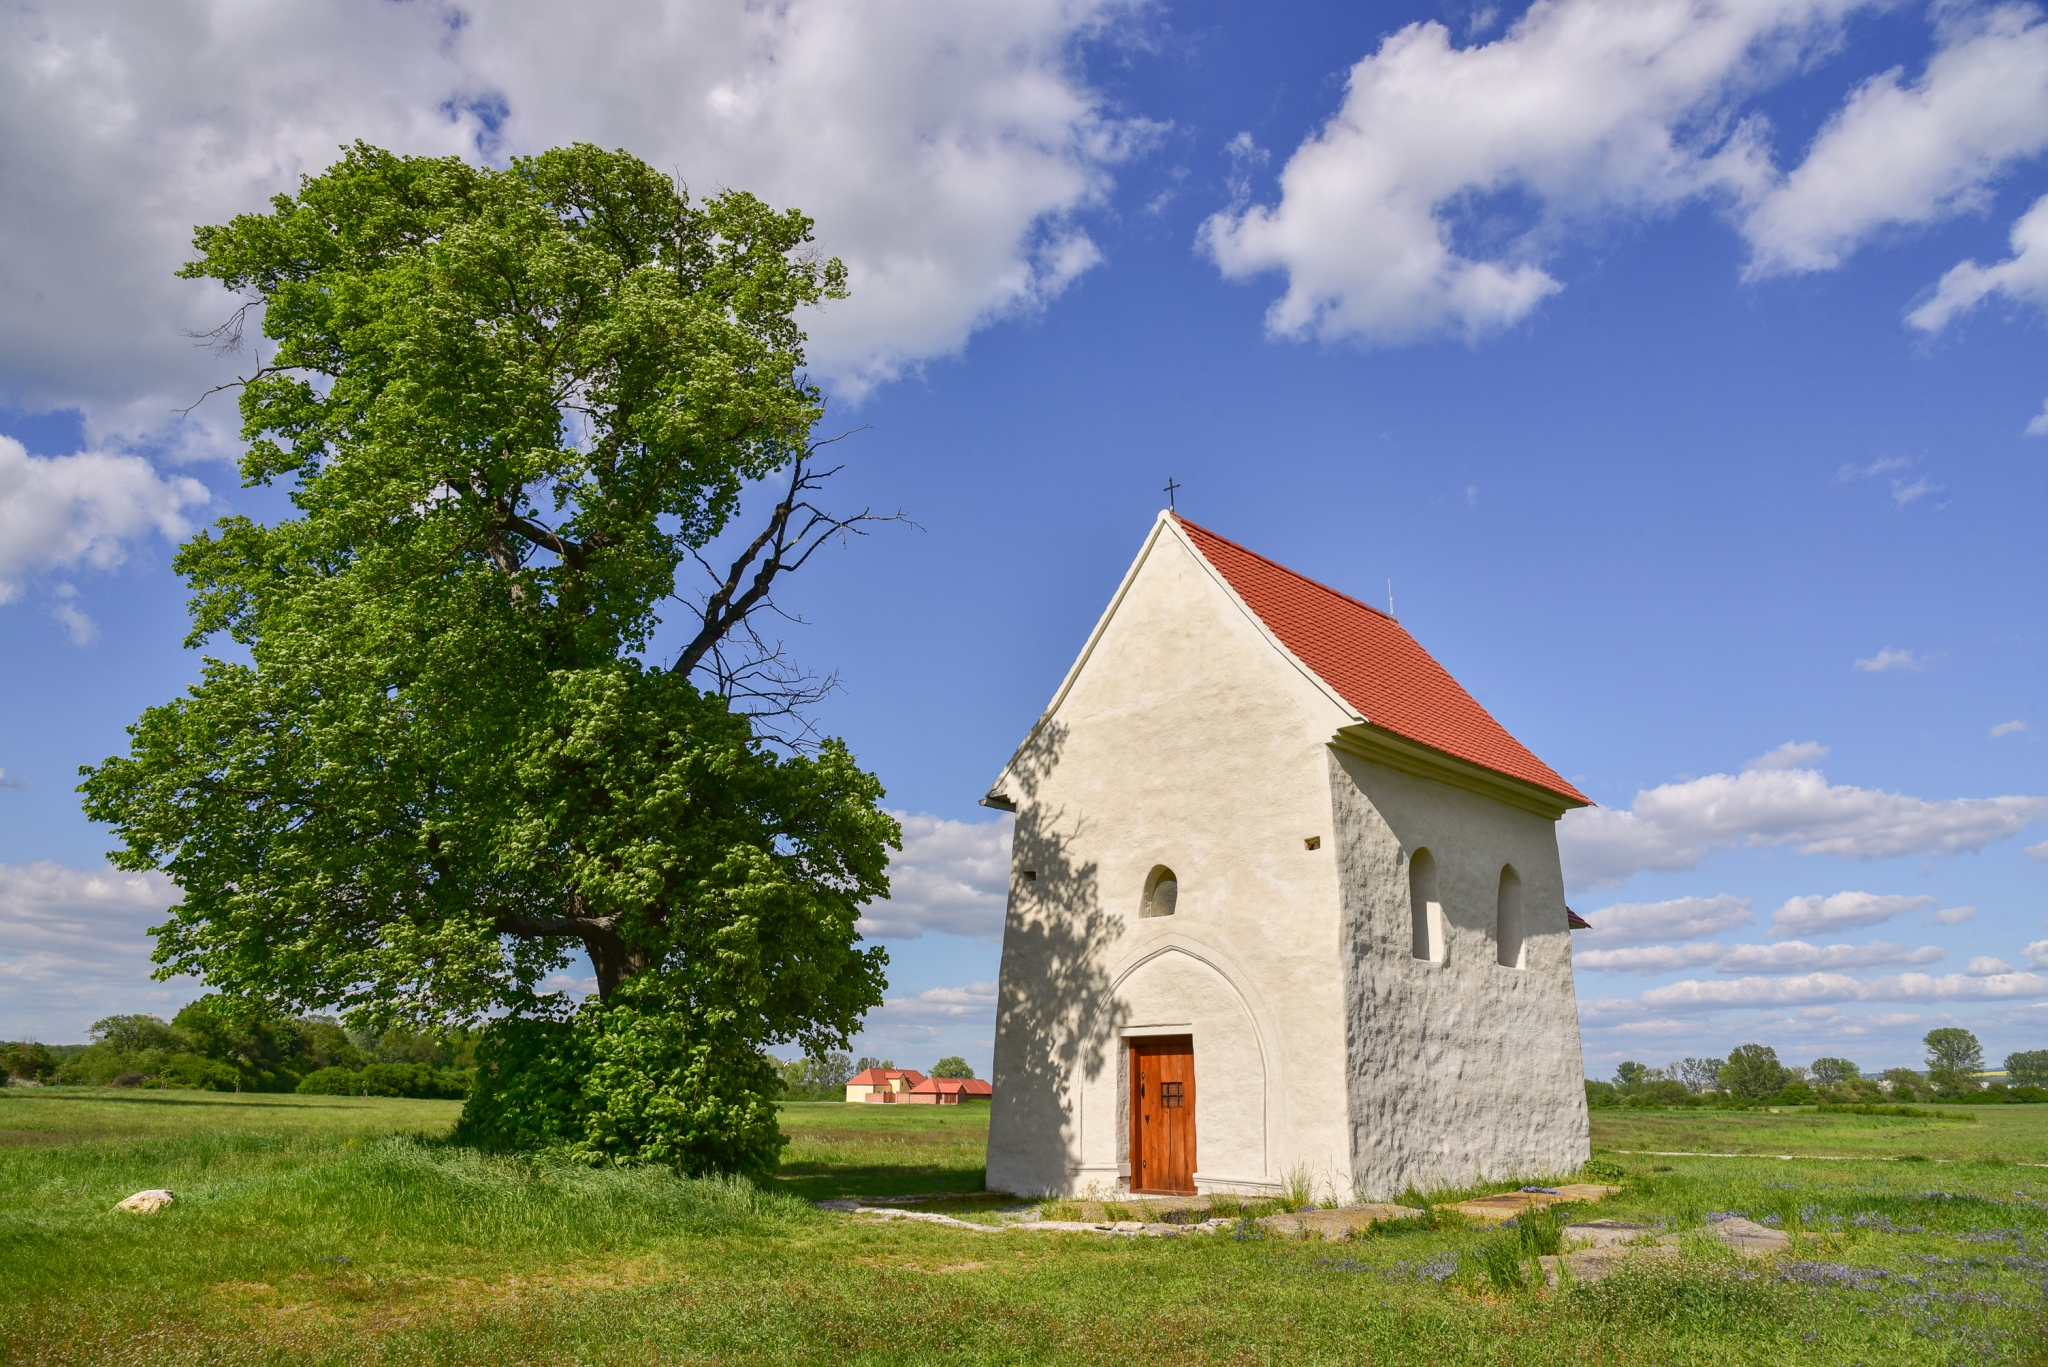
[75,143,902,1176]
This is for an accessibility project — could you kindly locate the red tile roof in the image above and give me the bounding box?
[847,1068,926,1087]
[908,1076,994,1096]
[1177,517,1588,807]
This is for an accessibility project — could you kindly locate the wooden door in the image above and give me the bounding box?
[1129,1035,1196,1195]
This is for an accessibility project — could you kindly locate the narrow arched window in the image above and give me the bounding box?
[1141,865,1178,918]
[1408,849,1444,962]
[1496,866,1525,969]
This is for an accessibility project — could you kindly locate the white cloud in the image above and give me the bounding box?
[0,860,194,1041]
[1640,968,2048,1010]
[2028,400,2048,437]
[1837,455,1911,480]
[1577,937,1944,975]
[1931,904,1979,926]
[1889,477,1941,506]
[1722,939,1946,972]
[1199,0,1869,344]
[1770,890,1938,937]
[854,980,1000,1058]
[0,437,210,602]
[1854,647,1925,672]
[859,812,1013,942]
[0,1,1141,441]
[1744,4,2048,276]
[1572,894,1754,949]
[1967,955,2014,975]
[1747,740,1830,770]
[1992,720,2031,738]
[1559,764,2047,889]
[1574,942,1728,973]
[2030,841,2048,861]
[47,582,94,646]
[2023,939,2048,969]
[1909,190,2048,332]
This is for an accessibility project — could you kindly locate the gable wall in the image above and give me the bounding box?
[1329,750,1591,1197]
[986,527,1359,1198]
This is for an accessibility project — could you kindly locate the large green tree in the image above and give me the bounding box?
[1923,1028,1985,1095]
[79,144,898,1170]
[1718,1043,1787,1100]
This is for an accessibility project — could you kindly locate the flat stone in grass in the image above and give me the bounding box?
[1450,1183,1622,1222]
[1257,1204,1426,1239]
[114,1189,175,1214]
[1541,1215,1793,1285]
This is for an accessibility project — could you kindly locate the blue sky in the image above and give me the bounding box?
[2,0,2044,1082]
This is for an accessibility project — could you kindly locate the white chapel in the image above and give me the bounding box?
[982,513,1593,1200]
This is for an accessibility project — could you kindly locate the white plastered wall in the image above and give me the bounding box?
[985,518,1357,1198]
[1330,750,1592,1197]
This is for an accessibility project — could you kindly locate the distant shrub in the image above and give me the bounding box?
[296,1062,470,1099]
[1584,1080,1619,1109]
[1,1041,58,1083]
[1817,1103,1976,1121]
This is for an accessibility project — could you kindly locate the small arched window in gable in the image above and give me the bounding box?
[1408,848,1445,963]
[1141,865,1178,918]
[1496,865,1525,969]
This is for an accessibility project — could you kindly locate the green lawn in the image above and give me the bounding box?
[1591,1102,2048,1163]
[4,1089,2046,1365]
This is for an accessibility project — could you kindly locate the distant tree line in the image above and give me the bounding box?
[1587,1030,2048,1110]
[0,995,476,1098]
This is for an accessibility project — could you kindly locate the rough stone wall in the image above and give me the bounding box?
[1331,750,1590,1198]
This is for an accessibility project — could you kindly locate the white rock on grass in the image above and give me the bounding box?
[114,1189,175,1214]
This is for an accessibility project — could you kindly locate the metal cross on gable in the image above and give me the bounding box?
[1163,476,1181,511]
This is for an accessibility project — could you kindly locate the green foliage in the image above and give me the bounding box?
[1771,1081,1816,1106]
[2003,1048,2048,1088]
[296,1063,471,1099]
[89,1015,186,1054]
[1718,1043,1787,1099]
[1584,1079,1618,1108]
[775,1050,852,1099]
[1473,1206,1567,1294]
[1882,1066,1930,1101]
[455,980,786,1179]
[1809,1056,1860,1086]
[1613,1060,1650,1086]
[853,1056,895,1073]
[0,1041,57,1082]
[1924,1027,1985,1094]
[73,142,902,1173]
[929,1056,974,1079]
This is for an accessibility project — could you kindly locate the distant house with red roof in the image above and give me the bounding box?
[846,1068,993,1104]
[982,513,1591,1200]
[844,1067,924,1103]
[906,1076,993,1105]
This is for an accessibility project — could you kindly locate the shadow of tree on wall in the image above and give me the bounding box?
[987,719,1123,1193]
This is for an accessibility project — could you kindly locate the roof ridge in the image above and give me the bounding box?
[1173,514,1396,624]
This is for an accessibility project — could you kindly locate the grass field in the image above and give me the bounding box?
[4,1089,2046,1365]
